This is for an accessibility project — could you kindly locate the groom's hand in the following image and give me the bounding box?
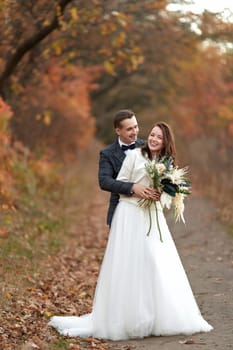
[131,184,160,200]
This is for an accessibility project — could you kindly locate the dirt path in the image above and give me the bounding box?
[1,160,232,349]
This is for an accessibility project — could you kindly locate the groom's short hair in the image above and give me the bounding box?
[114,109,135,129]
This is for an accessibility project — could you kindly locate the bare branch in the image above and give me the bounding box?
[0,0,73,95]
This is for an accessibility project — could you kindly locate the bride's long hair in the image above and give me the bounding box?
[141,122,176,164]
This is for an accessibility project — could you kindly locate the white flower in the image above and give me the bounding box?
[156,163,166,175]
[167,166,188,184]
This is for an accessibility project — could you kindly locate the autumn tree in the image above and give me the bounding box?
[1,0,233,155]
[11,62,100,158]
[92,5,233,142]
[0,0,170,96]
[1,0,179,156]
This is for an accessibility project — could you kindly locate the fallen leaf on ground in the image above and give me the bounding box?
[68,343,81,350]
[179,338,197,344]
[0,228,10,237]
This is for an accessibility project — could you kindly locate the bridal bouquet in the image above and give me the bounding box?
[139,156,191,242]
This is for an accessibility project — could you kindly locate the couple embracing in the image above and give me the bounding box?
[49,109,213,340]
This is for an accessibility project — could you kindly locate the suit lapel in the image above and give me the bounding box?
[113,139,126,163]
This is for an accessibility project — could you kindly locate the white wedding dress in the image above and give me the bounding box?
[49,149,213,340]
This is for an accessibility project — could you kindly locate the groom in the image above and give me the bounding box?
[98,109,159,226]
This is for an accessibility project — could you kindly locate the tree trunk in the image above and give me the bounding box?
[0,0,73,97]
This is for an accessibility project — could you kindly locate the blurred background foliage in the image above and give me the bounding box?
[0,0,233,229]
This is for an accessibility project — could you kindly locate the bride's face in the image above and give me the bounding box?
[147,126,164,157]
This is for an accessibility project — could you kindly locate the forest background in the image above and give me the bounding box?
[0,0,233,348]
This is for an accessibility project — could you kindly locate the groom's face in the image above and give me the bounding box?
[116,116,139,145]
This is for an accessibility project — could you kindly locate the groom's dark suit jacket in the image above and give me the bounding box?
[98,138,145,225]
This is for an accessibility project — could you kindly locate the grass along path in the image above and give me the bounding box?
[0,141,109,350]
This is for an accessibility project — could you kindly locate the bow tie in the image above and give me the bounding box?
[121,143,136,151]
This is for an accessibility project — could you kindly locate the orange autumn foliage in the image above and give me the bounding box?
[12,62,100,159]
[40,62,100,154]
[0,98,64,206]
[172,46,233,139]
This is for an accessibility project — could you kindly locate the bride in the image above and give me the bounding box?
[49,122,213,340]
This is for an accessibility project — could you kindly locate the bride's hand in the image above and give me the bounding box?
[150,190,161,201]
[131,184,160,200]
